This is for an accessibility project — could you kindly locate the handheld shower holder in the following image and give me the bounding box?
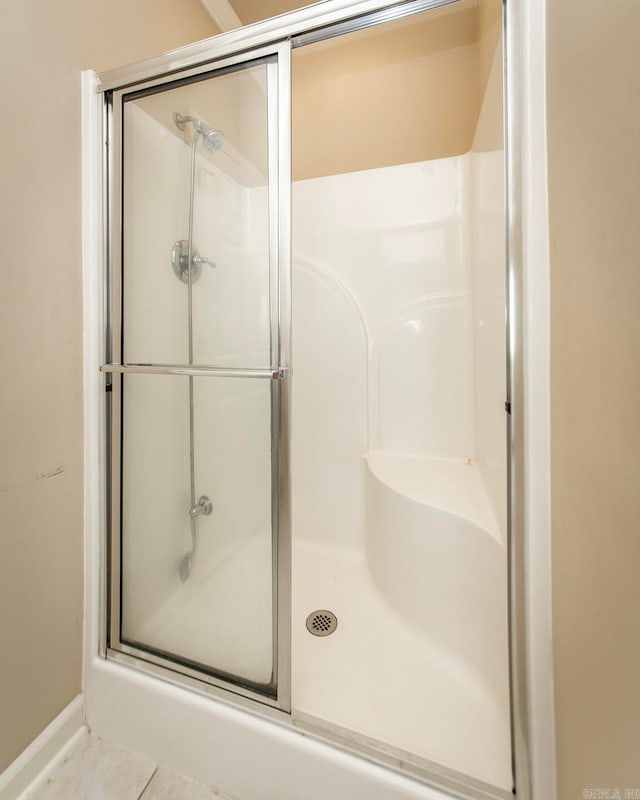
[190,495,213,519]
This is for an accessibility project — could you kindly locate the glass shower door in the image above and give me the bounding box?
[103,45,290,706]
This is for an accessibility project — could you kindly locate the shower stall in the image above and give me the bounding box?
[88,1,528,799]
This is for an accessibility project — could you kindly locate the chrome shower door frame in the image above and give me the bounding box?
[103,40,292,712]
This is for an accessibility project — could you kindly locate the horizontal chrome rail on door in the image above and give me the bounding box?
[100,364,290,379]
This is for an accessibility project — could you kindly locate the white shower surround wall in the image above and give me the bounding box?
[290,146,509,788]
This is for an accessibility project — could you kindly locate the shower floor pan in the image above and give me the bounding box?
[291,453,512,793]
[292,538,511,792]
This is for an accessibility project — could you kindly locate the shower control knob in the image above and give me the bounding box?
[192,254,213,267]
[171,240,215,284]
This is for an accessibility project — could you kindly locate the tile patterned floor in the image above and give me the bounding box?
[141,768,224,800]
[24,732,224,800]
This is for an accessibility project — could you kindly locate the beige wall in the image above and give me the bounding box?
[0,0,217,773]
[232,0,312,26]
[473,0,501,153]
[292,1,479,180]
[547,0,640,796]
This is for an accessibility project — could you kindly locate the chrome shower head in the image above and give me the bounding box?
[173,112,225,154]
[201,127,225,154]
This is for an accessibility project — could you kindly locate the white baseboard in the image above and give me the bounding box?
[0,695,86,800]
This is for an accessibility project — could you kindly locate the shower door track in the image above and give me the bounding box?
[95,1,537,798]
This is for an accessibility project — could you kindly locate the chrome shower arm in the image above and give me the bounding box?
[173,112,202,132]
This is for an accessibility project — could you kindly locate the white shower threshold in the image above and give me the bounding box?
[85,652,456,800]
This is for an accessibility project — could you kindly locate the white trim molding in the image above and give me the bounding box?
[0,696,85,800]
[200,0,242,32]
[81,68,105,678]
[520,0,557,797]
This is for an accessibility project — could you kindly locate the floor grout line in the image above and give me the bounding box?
[135,765,159,800]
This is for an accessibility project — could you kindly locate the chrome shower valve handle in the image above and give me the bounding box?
[171,239,215,284]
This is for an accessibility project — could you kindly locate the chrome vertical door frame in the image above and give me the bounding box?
[273,42,292,712]
[505,2,531,798]
[505,0,556,796]
[102,40,292,712]
[106,88,122,656]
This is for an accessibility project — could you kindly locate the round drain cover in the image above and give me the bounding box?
[306,610,338,637]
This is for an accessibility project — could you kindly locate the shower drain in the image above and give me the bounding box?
[306,610,338,637]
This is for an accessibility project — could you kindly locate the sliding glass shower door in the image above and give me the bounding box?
[103,44,290,707]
